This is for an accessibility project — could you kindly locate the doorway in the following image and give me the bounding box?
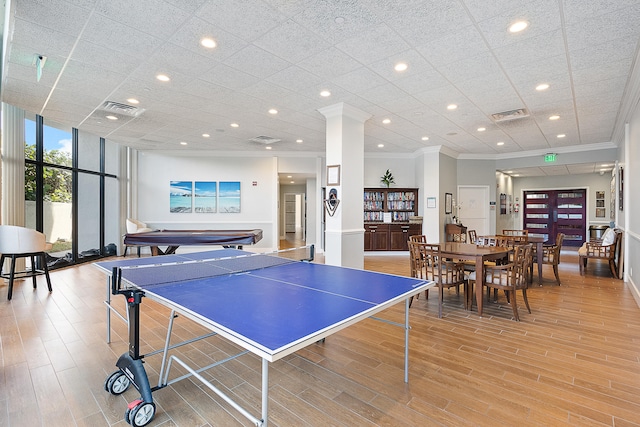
[523,189,586,246]
[282,192,306,248]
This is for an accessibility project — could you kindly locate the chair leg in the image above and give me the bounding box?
[31,255,38,289]
[579,256,586,275]
[438,283,443,318]
[553,264,561,285]
[509,290,520,321]
[40,253,52,293]
[609,260,618,279]
[8,255,17,300]
[521,289,531,314]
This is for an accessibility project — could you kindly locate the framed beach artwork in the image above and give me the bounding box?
[219,181,241,213]
[170,181,192,213]
[195,181,217,213]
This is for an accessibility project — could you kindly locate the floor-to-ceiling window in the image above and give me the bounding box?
[24,114,119,267]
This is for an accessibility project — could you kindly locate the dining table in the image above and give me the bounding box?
[439,242,512,317]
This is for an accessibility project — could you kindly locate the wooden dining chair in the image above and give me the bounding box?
[468,230,478,244]
[535,233,564,285]
[468,244,532,321]
[409,242,466,318]
[502,229,528,237]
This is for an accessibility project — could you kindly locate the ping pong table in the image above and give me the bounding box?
[124,228,263,255]
[95,248,433,427]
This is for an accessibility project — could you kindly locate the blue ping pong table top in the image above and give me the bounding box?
[96,250,430,359]
[95,249,250,273]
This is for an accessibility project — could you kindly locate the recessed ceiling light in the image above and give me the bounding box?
[320,90,331,97]
[477,127,486,132]
[421,136,429,141]
[268,108,278,114]
[505,171,513,174]
[497,141,505,146]
[200,37,217,49]
[230,123,239,128]
[335,16,345,24]
[287,175,292,178]
[509,20,529,33]
[557,134,566,138]
[394,62,408,72]
[265,146,272,150]
[447,104,458,110]
[296,139,303,143]
[290,181,295,184]
[513,174,520,177]
[180,141,187,146]
[382,118,391,124]
[127,98,139,104]
[549,115,560,120]
[378,144,384,148]
[202,133,210,138]
[536,83,550,91]
[106,115,118,120]
[156,74,170,82]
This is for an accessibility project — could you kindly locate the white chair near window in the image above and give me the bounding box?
[123,219,153,257]
[0,225,53,300]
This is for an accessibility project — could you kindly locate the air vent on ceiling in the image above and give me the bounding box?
[491,108,529,122]
[250,135,281,145]
[99,101,145,117]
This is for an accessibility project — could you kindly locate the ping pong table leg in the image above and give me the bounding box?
[261,358,269,427]
[404,298,410,383]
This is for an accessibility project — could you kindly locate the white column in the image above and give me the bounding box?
[318,103,371,268]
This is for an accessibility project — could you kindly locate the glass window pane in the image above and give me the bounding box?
[25,164,36,228]
[78,129,100,171]
[43,119,72,167]
[77,173,101,261]
[25,117,36,160]
[105,176,120,255]
[105,139,120,176]
[43,167,72,262]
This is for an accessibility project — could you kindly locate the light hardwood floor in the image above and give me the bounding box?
[1,245,639,427]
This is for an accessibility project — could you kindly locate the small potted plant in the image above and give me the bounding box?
[381,169,395,188]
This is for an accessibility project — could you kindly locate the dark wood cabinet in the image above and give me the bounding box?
[364,223,421,251]
[364,187,420,251]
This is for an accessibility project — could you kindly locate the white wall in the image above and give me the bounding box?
[135,152,277,250]
[364,156,416,188]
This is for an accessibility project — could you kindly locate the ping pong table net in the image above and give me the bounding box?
[111,245,314,293]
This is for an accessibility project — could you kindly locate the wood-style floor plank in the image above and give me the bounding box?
[0,245,639,426]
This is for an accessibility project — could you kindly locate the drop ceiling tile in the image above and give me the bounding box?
[95,0,191,40]
[224,45,291,79]
[169,17,248,61]
[564,3,640,51]
[254,19,331,64]
[82,13,164,57]
[388,1,472,45]
[197,0,286,42]
[416,25,489,68]
[475,0,562,49]
[336,24,412,66]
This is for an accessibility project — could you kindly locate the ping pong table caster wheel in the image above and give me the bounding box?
[104,370,131,395]
[125,399,156,427]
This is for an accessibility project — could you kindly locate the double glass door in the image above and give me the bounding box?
[523,189,586,247]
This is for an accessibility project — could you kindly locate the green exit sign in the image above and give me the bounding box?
[544,153,557,162]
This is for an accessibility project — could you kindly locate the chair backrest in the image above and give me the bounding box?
[126,218,151,234]
[408,235,426,243]
[468,230,478,244]
[514,244,533,288]
[0,225,48,253]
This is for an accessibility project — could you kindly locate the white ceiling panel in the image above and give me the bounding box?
[1,0,636,162]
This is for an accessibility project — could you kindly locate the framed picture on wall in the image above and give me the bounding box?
[219,181,241,213]
[170,181,192,213]
[445,193,453,214]
[596,208,606,218]
[327,165,340,186]
[194,181,217,213]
